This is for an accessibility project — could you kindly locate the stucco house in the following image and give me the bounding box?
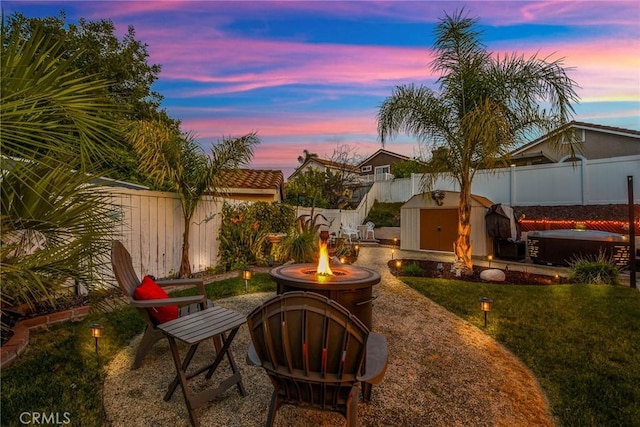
[509,121,640,166]
[356,149,410,182]
[287,157,359,181]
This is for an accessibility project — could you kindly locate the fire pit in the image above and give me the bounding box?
[269,231,380,329]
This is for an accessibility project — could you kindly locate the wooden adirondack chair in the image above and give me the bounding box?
[246,291,388,426]
[111,240,212,370]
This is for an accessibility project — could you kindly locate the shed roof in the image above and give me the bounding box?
[402,191,493,209]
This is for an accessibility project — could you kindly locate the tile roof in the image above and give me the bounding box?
[309,158,360,172]
[219,169,284,190]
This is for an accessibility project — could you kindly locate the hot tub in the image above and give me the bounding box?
[527,229,630,267]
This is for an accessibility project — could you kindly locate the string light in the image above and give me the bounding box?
[520,219,639,234]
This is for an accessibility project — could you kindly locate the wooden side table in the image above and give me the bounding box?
[158,305,247,427]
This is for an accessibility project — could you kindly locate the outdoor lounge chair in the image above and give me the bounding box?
[246,291,388,427]
[111,240,212,370]
[341,223,360,243]
[363,221,375,240]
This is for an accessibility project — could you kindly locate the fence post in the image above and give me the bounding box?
[510,164,516,206]
[628,175,636,289]
[581,159,588,205]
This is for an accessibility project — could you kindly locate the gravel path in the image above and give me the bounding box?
[104,246,555,426]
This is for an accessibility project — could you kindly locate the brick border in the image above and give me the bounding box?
[1,267,273,369]
[1,305,90,369]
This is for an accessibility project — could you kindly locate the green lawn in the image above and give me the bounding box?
[0,273,276,427]
[401,276,640,427]
[3,272,639,426]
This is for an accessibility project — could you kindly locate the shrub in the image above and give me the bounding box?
[569,252,621,286]
[401,262,425,277]
[364,201,402,227]
[276,212,329,263]
[217,202,295,271]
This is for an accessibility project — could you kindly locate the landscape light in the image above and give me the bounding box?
[90,323,104,357]
[242,269,252,292]
[479,297,493,327]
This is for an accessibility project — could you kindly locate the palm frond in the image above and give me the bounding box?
[1,24,123,170]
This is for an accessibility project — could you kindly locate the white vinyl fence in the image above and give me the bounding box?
[371,155,640,206]
[107,155,638,277]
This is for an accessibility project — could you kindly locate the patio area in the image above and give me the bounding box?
[103,246,554,427]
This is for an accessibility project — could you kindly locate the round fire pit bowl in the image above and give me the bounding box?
[269,263,381,330]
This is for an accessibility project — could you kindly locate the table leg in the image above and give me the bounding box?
[165,341,200,401]
[165,336,200,427]
[204,329,246,396]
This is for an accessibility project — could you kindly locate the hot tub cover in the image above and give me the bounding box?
[527,229,627,242]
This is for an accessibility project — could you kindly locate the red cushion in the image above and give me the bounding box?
[133,276,179,324]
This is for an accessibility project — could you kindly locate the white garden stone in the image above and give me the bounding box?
[480,269,506,282]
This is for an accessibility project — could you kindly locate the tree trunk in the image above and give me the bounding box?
[179,216,191,278]
[453,183,473,276]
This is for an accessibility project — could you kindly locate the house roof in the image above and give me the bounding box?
[219,169,285,199]
[357,149,411,167]
[288,157,359,180]
[510,121,640,156]
[220,169,284,190]
[306,157,359,172]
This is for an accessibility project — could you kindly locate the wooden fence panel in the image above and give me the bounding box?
[106,188,223,279]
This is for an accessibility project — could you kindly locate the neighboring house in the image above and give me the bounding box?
[287,157,359,181]
[509,121,640,166]
[356,149,410,182]
[218,169,285,202]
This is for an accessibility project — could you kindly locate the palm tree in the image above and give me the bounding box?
[377,10,579,274]
[127,121,259,277]
[1,24,122,316]
[297,149,318,165]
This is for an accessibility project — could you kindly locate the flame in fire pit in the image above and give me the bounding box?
[317,232,333,276]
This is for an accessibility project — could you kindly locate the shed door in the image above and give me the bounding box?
[420,209,458,252]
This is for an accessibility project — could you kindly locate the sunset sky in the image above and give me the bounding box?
[5,1,639,177]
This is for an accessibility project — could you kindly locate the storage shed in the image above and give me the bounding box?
[400,190,494,256]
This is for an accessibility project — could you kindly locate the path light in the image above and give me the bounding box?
[479,297,493,327]
[242,269,252,292]
[340,256,346,264]
[436,262,444,277]
[487,255,493,268]
[391,248,395,260]
[90,323,104,360]
[395,260,402,274]
[354,244,359,254]
[393,237,398,246]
